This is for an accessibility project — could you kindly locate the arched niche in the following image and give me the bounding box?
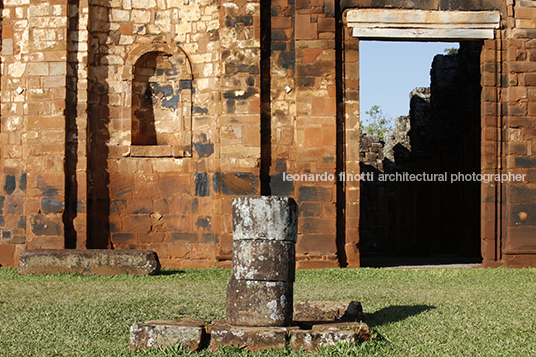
[123,44,193,157]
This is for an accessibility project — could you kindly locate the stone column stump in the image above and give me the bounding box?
[226,196,298,327]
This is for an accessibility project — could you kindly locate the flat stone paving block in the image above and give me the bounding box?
[207,323,290,351]
[289,329,358,351]
[129,318,205,351]
[232,196,298,242]
[293,300,364,322]
[18,249,160,276]
[232,240,295,281]
[226,279,293,327]
[312,322,371,341]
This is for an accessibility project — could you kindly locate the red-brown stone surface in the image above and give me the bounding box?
[289,329,359,351]
[312,322,371,341]
[18,249,160,276]
[226,280,293,327]
[129,318,205,351]
[293,301,364,322]
[232,240,296,281]
[0,0,534,270]
[207,323,289,351]
[0,244,15,267]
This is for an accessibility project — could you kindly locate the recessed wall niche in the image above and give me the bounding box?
[127,45,193,157]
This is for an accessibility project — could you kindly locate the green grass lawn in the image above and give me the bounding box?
[1,267,535,356]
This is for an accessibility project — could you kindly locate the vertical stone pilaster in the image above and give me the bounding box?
[0,0,70,265]
[502,0,536,267]
[268,0,296,199]
[481,35,502,267]
[67,0,90,248]
[293,1,339,269]
[216,0,262,266]
[0,0,31,265]
[342,24,360,268]
[25,0,69,250]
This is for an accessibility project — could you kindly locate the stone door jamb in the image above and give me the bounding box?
[342,9,502,267]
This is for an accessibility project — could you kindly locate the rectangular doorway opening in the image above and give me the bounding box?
[358,40,483,268]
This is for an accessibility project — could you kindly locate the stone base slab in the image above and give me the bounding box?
[207,323,293,351]
[312,322,371,341]
[129,318,205,351]
[18,249,161,276]
[293,300,364,322]
[289,329,359,351]
[128,320,371,352]
[129,300,370,352]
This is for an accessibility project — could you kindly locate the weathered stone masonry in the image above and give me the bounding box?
[1,0,536,269]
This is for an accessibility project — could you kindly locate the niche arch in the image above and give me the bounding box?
[123,44,193,157]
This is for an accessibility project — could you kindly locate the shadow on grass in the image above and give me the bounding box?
[365,305,436,327]
[155,269,186,276]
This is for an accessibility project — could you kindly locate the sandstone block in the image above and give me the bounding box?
[289,329,358,351]
[232,196,298,242]
[0,244,16,267]
[8,63,26,78]
[226,279,293,326]
[312,97,337,116]
[312,322,371,341]
[295,14,318,40]
[18,249,160,276]
[130,145,172,157]
[207,323,289,351]
[129,318,205,351]
[293,301,364,322]
[231,240,295,281]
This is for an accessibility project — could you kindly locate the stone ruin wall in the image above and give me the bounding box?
[87,0,263,268]
[500,0,536,268]
[0,0,342,269]
[270,0,340,269]
[1,0,536,269]
[345,0,536,268]
[0,0,265,268]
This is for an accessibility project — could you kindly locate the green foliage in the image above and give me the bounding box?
[444,47,459,56]
[362,105,393,141]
